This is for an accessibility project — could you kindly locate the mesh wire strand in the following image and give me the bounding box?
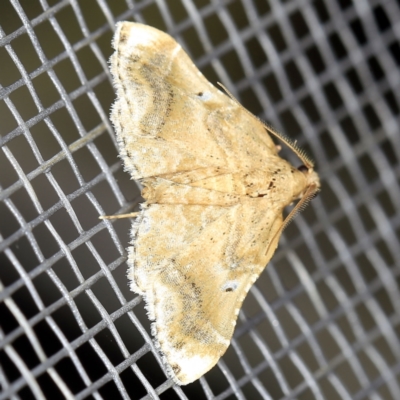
[1,0,400,399]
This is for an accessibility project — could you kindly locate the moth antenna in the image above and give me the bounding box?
[264,184,320,256]
[217,82,240,104]
[262,123,314,169]
[99,211,140,220]
[217,82,315,169]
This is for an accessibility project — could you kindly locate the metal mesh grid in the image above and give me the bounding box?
[1,0,399,398]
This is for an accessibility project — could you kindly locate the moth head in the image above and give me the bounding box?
[295,165,321,200]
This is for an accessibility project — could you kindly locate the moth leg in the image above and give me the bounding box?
[99,212,140,220]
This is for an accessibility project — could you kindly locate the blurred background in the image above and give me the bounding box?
[0,0,399,399]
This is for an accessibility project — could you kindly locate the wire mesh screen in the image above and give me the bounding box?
[1,0,399,399]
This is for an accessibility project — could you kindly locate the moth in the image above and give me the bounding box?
[105,21,320,385]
